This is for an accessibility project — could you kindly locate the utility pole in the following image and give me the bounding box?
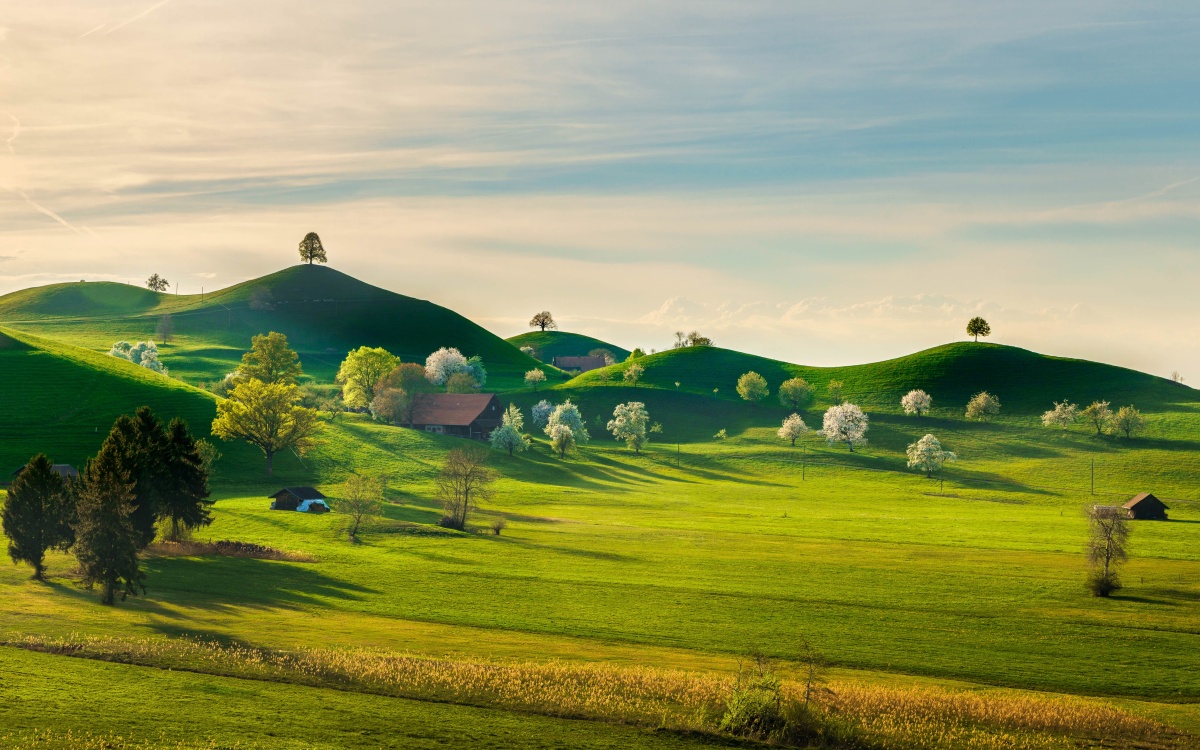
[801,443,806,482]
[1091,458,1095,496]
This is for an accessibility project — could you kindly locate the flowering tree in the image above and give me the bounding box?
[906,434,957,477]
[531,400,553,428]
[489,404,530,457]
[827,380,844,403]
[1113,405,1146,439]
[549,423,575,458]
[624,362,645,387]
[520,345,536,358]
[737,371,769,402]
[545,400,589,445]
[607,402,649,453]
[778,378,813,410]
[821,403,868,451]
[109,340,167,375]
[1080,401,1113,436]
[901,389,932,417]
[424,347,469,386]
[965,391,1001,420]
[524,369,546,391]
[1041,400,1079,431]
[778,413,809,446]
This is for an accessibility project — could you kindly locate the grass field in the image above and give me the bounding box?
[506,329,632,362]
[2,267,1199,748]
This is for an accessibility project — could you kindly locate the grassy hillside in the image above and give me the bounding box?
[0,265,545,389]
[506,330,631,362]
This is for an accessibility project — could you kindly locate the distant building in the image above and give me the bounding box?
[1124,492,1169,520]
[9,464,79,482]
[552,355,607,372]
[269,486,328,512]
[410,393,503,439]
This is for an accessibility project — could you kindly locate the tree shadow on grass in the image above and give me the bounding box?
[143,555,377,610]
[487,533,639,563]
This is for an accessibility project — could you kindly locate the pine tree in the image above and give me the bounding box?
[75,437,144,605]
[2,454,71,580]
[159,418,213,542]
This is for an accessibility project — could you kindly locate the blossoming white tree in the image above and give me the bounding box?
[545,400,589,445]
[489,404,530,457]
[1041,400,1079,430]
[549,423,575,458]
[778,413,809,446]
[1080,401,1113,436]
[901,389,932,417]
[821,403,868,451]
[109,340,168,375]
[965,391,1001,420]
[524,369,546,391]
[906,433,957,477]
[624,362,645,387]
[607,402,649,453]
[424,347,469,386]
[531,400,553,428]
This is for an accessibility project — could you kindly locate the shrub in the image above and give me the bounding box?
[1087,569,1122,597]
[490,519,508,536]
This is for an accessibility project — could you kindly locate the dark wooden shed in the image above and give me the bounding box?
[269,486,327,511]
[9,464,80,483]
[1124,492,1169,520]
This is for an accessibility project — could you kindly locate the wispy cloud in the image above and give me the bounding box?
[103,0,172,36]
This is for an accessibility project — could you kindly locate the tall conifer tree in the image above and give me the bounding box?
[2,454,71,580]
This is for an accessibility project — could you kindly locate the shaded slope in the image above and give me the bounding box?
[506,331,631,362]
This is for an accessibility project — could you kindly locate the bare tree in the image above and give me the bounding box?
[435,448,495,530]
[334,474,384,542]
[1086,505,1129,597]
[529,311,557,332]
[155,314,173,343]
[1171,371,1185,385]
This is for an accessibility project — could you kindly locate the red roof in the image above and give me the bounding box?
[411,393,501,426]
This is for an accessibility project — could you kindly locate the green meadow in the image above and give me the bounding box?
[1,266,1198,749]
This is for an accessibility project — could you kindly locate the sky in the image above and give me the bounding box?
[2,1,1199,375]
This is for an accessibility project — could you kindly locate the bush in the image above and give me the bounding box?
[719,674,786,738]
[490,518,508,536]
[1087,569,1122,597]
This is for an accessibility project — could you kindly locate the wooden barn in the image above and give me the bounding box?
[410,393,504,439]
[9,464,79,482]
[552,355,607,373]
[269,486,328,512]
[1123,492,1169,520]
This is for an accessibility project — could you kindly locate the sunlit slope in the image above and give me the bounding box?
[0,265,542,386]
[506,331,631,362]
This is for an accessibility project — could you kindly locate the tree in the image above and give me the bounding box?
[626,348,646,360]
[966,391,1001,420]
[376,363,434,425]
[298,231,327,265]
[211,379,321,475]
[531,400,553,428]
[607,402,650,453]
[821,403,868,451]
[1113,405,1145,439]
[545,400,589,447]
[901,389,932,417]
[1171,371,1185,385]
[1086,505,1129,596]
[737,371,769,402]
[435,448,495,530]
[445,372,479,393]
[97,408,171,550]
[146,273,169,292]
[490,405,531,457]
[525,369,546,390]
[334,474,383,541]
[674,331,713,348]
[529,311,557,332]
[1080,401,1113,436]
[337,346,400,408]
[906,434,957,477]
[777,414,809,447]
[75,435,144,605]
[156,314,173,344]
[424,347,469,387]
[370,387,405,424]
[2,454,72,580]
[520,345,537,358]
[1041,400,1079,431]
[967,317,991,342]
[239,332,302,385]
[549,423,576,458]
[589,348,616,365]
[624,362,645,387]
[778,378,813,410]
[195,439,221,478]
[109,340,167,375]
[826,380,844,403]
[158,418,213,542]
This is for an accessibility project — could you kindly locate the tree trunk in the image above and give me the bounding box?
[265,451,275,476]
[102,580,116,606]
[32,560,45,581]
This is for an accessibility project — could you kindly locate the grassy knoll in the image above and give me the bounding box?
[506,330,632,362]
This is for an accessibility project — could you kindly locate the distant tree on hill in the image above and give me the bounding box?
[524,369,546,391]
[624,362,645,387]
[436,448,495,530]
[906,434,957,477]
[158,418,213,543]
[778,413,809,447]
[211,379,320,475]
[965,391,1001,421]
[1080,401,1113,436]
[338,346,400,408]
[334,474,383,542]
[826,380,844,403]
[529,311,557,332]
[779,378,814,410]
[1041,400,1079,431]
[1113,405,1146,439]
[490,405,530,457]
[156,314,173,344]
[737,371,769,402]
[901,389,932,417]
[109,341,168,375]
[425,347,484,387]
[1086,505,1129,597]
[821,403,868,452]
[966,317,991,342]
[608,402,650,453]
[239,331,302,385]
[520,345,537,359]
[74,434,144,605]
[2,454,73,580]
[298,232,327,265]
[626,348,646,361]
[146,274,169,292]
[674,331,713,348]
[1171,371,1185,385]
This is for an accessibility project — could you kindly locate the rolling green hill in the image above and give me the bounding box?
[0,265,544,388]
[506,330,631,363]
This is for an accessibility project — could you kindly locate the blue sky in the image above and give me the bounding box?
[2,2,1199,374]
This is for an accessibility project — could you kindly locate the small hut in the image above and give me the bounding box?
[269,486,327,512]
[1123,492,1169,520]
[9,464,79,484]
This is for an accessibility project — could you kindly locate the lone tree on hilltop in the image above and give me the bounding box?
[529,311,557,332]
[239,331,302,385]
[211,378,321,475]
[146,274,169,292]
[2,454,74,580]
[1086,505,1129,597]
[299,232,327,265]
[966,317,991,342]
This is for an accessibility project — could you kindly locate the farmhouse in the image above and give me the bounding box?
[269,486,329,512]
[1124,492,1169,520]
[9,463,79,481]
[410,393,503,439]
[552,355,607,373]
